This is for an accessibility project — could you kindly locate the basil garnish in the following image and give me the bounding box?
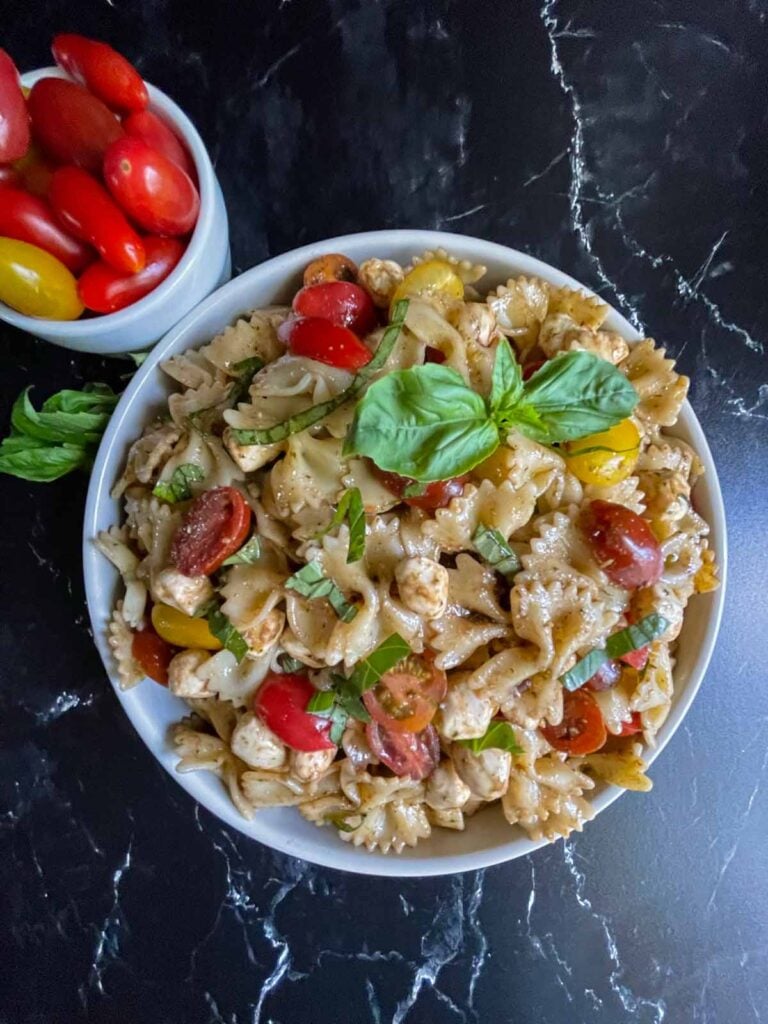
[560,613,670,692]
[284,561,358,622]
[456,721,523,754]
[317,487,366,563]
[277,654,306,673]
[230,356,264,404]
[222,534,261,566]
[207,607,248,662]
[472,523,521,581]
[152,463,204,503]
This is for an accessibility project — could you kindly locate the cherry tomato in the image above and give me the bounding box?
[522,359,546,381]
[303,253,358,286]
[541,689,607,755]
[0,166,19,187]
[292,281,377,337]
[150,603,222,650]
[366,720,440,780]
[279,316,372,370]
[0,50,30,162]
[122,109,195,179]
[0,237,83,319]
[49,166,145,274]
[371,464,469,511]
[390,259,464,312]
[620,646,650,670]
[171,486,252,577]
[563,419,641,486]
[581,500,663,589]
[28,78,122,173]
[0,186,92,272]
[131,626,175,685]
[424,346,446,364]
[13,143,54,198]
[103,137,199,237]
[52,34,148,113]
[254,673,335,751]
[585,660,622,692]
[363,654,447,734]
[619,712,644,736]
[78,235,183,313]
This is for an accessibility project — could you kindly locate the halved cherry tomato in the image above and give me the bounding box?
[78,235,183,312]
[150,603,222,650]
[279,316,372,370]
[303,253,357,286]
[28,78,122,172]
[52,34,148,113]
[103,137,199,236]
[619,712,644,736]
[131,626,175,685]
[171,486,252,577]
[390,259,464,311]
[363,654,447,734]
[254,673,335,751]
[366,720,440,780]
[0,186,92,272]
[585,659,622,692]
[620,646,649,670]
[292,281,377,336]
[541,689,607,755]
[424,346,446,364]
[522,359,545,381]
[0,237,83,319]
[49,166,145,273]
[13,142,54,198]
[0,50,30,162]
[563,419,641,487]
[371,463,469,511]
[581,500,663,589]
[122,109,195,179]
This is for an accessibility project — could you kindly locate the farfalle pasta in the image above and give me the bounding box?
[99,248,718,854]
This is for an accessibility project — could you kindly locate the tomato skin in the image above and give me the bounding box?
[0,186,92,272]
[371,464,469,511]
[131,626,175,685]
[122,109,195,179]
[0,237,83,319]
[49,166,145,274]
[103,137,200,236]
[363,655,447,734]
[28,78,122,172]
[424,346,446,364]
[366,721,440,780]
[620,646,649,670]
[0,166,19,187]
[254,674,335,751]
[522,359,546,381]
[150,603,222,650]
[391,259,464,311]
[585,659,622,692]
[171,486,252,577]
[292,282,377,336]
[563,419,641,487]
[0,50,30,162]
[619,712,643,736]
[78,235,183,313]
[13,143,54,198]
[303,253,357,286]
[541,689,607,755]
[581,500,663,589]
[279,316,373,370]
[52,34,148,112]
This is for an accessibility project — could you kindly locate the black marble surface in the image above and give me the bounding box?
[1,2,767,1022]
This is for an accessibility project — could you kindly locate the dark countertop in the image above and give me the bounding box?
[2,2,767,1022]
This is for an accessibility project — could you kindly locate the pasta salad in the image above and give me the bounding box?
[97,248,719,855]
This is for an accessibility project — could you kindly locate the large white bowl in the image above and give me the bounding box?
[1,67,231,355]
[83,230,727,876]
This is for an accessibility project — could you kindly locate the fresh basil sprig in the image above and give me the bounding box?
[152,463,204,503]
[284,561,358,622]
[472,524,521,581]
[456,721,522,754]
[207,607,249,662]
[344,341,638,482]
[560,613,670,692]
[317,487,366,563]
[222,534,262,566]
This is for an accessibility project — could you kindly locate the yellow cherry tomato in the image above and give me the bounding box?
[391,259,465,312]
[563,419,641,486]
[0,237,83,320]
[151,604,222,651]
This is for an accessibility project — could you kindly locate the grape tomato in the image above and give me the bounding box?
[103,137,199,237]
[0,236,83,319]
[292,281,377,336]
[28,77,123,172]
[131,626,175,685]
[362,655,447,733]
[150,603,222,650]
[390,259,464,311]
[0,50,30,162]
[541,689,607,755]
[170,486,252,577]
[254,673,335,751]
[52,34,148,112]
[122,109,195,179]
[78,236,183,313]
[366,720,440,780]
[581,500,663,589]
[563,419,640,486]
[371,464,468,511]
[0,186,92,272]
[303,253,357,286]
[279,316,373,371]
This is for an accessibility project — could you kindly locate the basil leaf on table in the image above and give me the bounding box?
[0,441,90,482]
[456,721,523,755]
[284,561,358,623]
[560,613,670,691]
[152,463,204,503]
[12,386,117,445]
[317,487,366,563]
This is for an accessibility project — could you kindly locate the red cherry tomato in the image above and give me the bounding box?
[0,51,29,162]
[103,137,199,236]
[581,500,663,589]
[424,346,446,364]
[541,690,607,755]
[292,282,377,337]
[13,143,54,198]
[171,486,252,577]
[366,720,440,780]
[522,359,546,381]
[52,33,148,113]
[122,109,195,179]
[78,235,183,313]
[619,712,644,736]
[49,166,145,274]
[620,646,650,670]
[28,78,122,173]
[131,626,174,685]
[254,673,335,751]
[0,186,92,272]
[585,659,622,692]
[0,166,19,187]
[371,464,469,512]
[279,316,373,370]
[363,654,447,734]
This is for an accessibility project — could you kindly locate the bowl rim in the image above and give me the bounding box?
[83,229,728,876]
[1,65,216,335]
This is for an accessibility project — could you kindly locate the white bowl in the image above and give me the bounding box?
[83,230,727,876]
[1,66,231,355]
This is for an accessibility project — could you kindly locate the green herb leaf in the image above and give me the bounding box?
[126,351,149,367]
[347,633,411,694]
[307,689,336,713]
[329,813,361,833]
[11,387,116,445]
[207,608,249,662]
[457,721,523,754]
[472,523,521,581]
[306,687,350,744]
[0,440,89,482]
[317,487,366,562]
[284,561,358,622]
[560,648,609,692]
[402,481,427,498]
[277,654,306,673]
[489,338,523,416]
[230,356,264,404]
[222,534,262,566]
[560,613,670,691]
[152,463,204,503]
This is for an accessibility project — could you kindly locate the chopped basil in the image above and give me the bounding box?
[472,523,521,581]
[230,356,264,404]
[222,534,262,566]
[328,812,363,833]
[277,653,306,673]
[402,481,428,498]
[347,633,411,693]
[207,607,248,662]
[456,721,523,754]
[560,613,670,691]
[284,561,358,622]
[317,487,366,562]
[152,463,204,503]
[307,687,350,744]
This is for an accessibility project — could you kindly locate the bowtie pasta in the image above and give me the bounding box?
[98,248,719,855]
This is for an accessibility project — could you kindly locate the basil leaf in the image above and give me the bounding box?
[560,613,670,691]
[0,441,89,482]
[343,363,499,482]
[41,384,118,415]
[307,690,336,713]
[336,689,371,723]
[306,689,350,744]
[560,649,610,692]
[152,463,204,503]
[126,351,149,368]
[207,608,248,662]
[489,338,523,416]
[317,487,366,562]
[472,523,521,581]
[11,387,114,445]
[329,813,362,833]
[277,654,306,673]
[347,633,411,693]
[284,561,358,622]
[457,721,522,754]
[222,534,262,566]
[230,356,264,404]
[402,481,427,498]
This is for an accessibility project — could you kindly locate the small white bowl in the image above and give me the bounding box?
[83,230,727,876]
[1,66,231,355]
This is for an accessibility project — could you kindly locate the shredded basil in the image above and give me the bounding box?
[560,613,670,691]
[277,653,306,673]
[222,534,262,566]
[346,633,411,693]
[207,607,248,662]
[456,721,523,754]
[152,463,204,503]
[284,561,358,622]
[230,356,264,404]
[402,481,428,498]
[472,523,521,581]
[317,487,366,562]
